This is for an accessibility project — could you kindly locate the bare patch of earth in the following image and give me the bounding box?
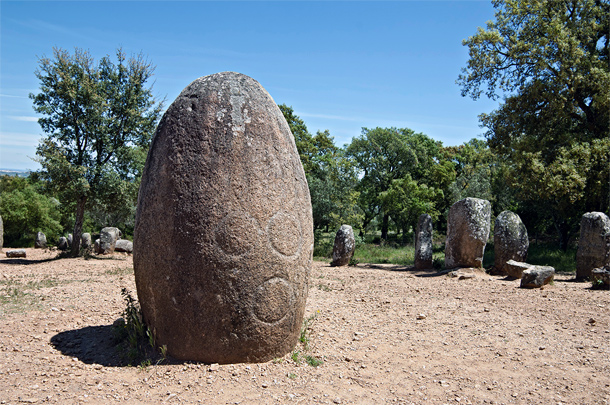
[0,248,609,404]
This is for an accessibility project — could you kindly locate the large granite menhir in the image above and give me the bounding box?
[134,72,313,364]
[445,198,491,269]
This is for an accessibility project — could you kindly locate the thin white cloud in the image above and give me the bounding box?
[9,116,39,122]
[0,93,28,99]
[0,132,42,147]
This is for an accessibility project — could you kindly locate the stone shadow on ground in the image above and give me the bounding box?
[357,263,447,277]
[0,257,59,266]
[50,321,178,367]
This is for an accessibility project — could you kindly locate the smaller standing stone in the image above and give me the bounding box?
[504,260,532,279]
[81,233,92,249]
[114,239,133,253]
[93,239,102,254]
[493,211,529,275]
[520,266,555,288]
[415,214,433,269]
[67,234,73,247]
[591,266,610,289]
[6,249,26,258]
[576,212,610,280]
[35,232,47,249]
[58,237,69,251]
[331,225,356,267]
[99,227,122,254]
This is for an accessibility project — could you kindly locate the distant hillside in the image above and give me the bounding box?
[0,169,30,178]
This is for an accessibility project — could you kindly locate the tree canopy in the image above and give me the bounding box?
[458,0,610,249]
[30,47,164,255]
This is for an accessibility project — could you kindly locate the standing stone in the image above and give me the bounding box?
[58,237,68,251]
[81,233,92,249]
[493,211,529,275]
[331,225,355,267]
[576,212,610,280]
[134,72,313,364]
[415,214,433,269]
[35,232,47,249]
[0,214,3,252]
[93,239,101,254]
[445,198,491,269]
[67,233,73,247]
[99,227,122,254]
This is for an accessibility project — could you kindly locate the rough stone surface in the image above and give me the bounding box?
[81,233,92,249]
[504,260,532,279]
[93,239,101,254]
[415,214,433,270]
[133,72,313,364]
[591,266,610,289]
[331,225,355,267]
[445,198,491,269]
[576,212,610,280]
[58,237,68,251]
[35,232,47,249]
[493,211,528,275]
[114,239,133,253]
[5,249,26,258]
[520,266,555,288]
[0,214,3,252]
[99,227,122,255]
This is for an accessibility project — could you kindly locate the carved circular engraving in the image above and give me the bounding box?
[214,212,259,256]
[268,211,302,257]
[252,277,294,324]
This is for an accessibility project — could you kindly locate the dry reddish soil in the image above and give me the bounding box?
[1,248,609,404]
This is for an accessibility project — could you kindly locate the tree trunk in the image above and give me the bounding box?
[70,195,87,257]
[381,213,390,240]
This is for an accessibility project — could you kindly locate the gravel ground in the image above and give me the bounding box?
[0,248,609,404]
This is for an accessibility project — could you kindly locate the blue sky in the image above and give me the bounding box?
[1,0,499,171]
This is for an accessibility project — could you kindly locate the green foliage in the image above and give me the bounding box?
[280,105,362,231]
[458,0,610,249]
[113,288,166,366]
[347,127,451,239]
[31,47,164,256]
[0,175,62,247]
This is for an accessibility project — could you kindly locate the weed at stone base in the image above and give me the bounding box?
[113,288,166,366]
[290,311,324,367]
[305,355,323,367]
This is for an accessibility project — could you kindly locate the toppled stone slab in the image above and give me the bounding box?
[6,249,26,258]
[504,260,532,279]
[114,239,133,253]
[520,266,555,288]
[591,266,610,289]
